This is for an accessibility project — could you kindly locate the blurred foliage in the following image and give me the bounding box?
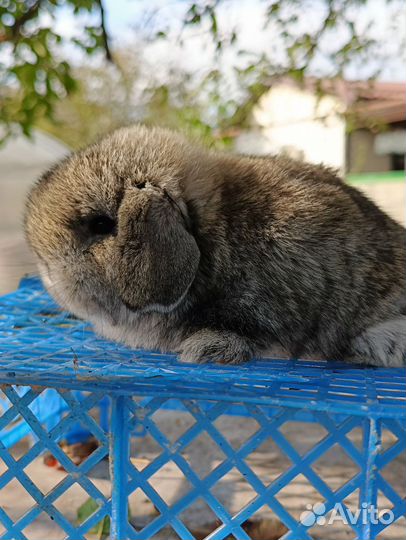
[36,53,138,149]
[0,0,112,140]
[0,0,402,146]
[36,51,234,149]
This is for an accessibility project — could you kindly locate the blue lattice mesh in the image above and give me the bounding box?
[0,387,110,539]
[0,277,405,540]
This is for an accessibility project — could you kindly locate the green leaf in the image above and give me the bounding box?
[77,497,110,538]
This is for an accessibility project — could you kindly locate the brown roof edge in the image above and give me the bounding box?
[265,76,405,124]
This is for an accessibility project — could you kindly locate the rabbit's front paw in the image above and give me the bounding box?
[348,316,406,367]
[179,329,254,364]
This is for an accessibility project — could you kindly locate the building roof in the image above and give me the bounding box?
[327,80,404,125]
[273,78,405,126]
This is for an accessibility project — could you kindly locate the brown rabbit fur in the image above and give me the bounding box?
[25,125,406,366]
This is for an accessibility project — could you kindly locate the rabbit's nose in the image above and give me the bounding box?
[119,187,150,224]
[118,184,166,228]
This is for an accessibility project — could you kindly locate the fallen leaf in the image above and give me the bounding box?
[77,497,110,539]
[191,517,288,540]
[244,517,288,540]
[43,454,58,467]
[63,437,99,464]
[43,437,99,470]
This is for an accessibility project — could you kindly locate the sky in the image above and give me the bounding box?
[1,0,404,94]
[98,0,406,82]
[30,0,405,83]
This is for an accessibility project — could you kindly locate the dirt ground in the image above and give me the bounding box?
[0,409,404,540]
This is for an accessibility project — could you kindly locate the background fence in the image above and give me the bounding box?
[0,277,405,539]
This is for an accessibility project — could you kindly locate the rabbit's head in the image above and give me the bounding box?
[25,126,202,325]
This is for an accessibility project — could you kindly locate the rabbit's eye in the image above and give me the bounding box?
[88,215,116,236]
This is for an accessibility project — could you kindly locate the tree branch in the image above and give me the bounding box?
[96,0,113,62]
[11,0,42,39]
[0,0,42,43]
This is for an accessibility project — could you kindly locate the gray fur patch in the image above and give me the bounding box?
[349,317,406,367]
[180,330,255,364]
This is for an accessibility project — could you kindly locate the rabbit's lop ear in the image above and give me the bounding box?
[114,186,200,312]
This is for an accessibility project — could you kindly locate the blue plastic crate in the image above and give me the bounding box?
[0,276,405,539]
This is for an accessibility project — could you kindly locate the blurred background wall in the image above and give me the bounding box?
[0,132,69,294]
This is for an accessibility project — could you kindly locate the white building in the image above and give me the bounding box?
[234,78,405,223]
[235,83,347,171]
